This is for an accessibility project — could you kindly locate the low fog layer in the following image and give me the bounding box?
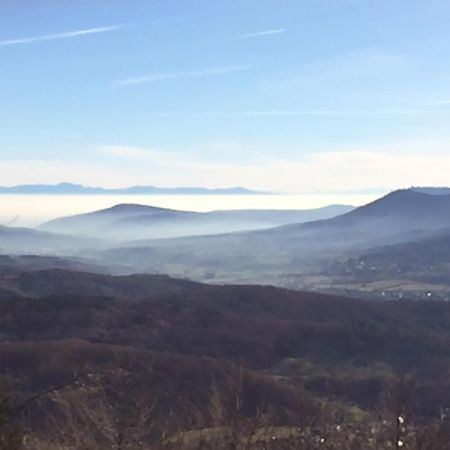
[3,189,450,299]
[97,189,450,284]
[39,204,354,241]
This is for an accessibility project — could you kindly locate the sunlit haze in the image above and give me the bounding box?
[0,193,378,227]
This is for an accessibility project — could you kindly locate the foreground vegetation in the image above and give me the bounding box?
[1,269,450,448]
[2,369,450,449]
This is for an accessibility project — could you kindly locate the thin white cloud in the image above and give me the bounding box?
[233,109,431,116]
[100,145,167,161]
[239,29,286,38]
[141,108,446,118]
[0,25,122,47]
[113,65,251,86]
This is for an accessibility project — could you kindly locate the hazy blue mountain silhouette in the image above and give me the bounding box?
[39,203,354,240]
[105,189,450,274]
[0,224,95,255]
[0,182,264,195]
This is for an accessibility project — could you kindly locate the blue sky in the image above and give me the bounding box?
[1,0,450,192]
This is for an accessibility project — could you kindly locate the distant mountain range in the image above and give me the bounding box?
[251,188,450,249]
[4,187,450,294]
[97,188,450,280]
[39,203,354,240]
[0,182,266,195]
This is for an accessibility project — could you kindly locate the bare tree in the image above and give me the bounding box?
[46,368,162,450]
[380,374,416,449]
[0,389,22,450]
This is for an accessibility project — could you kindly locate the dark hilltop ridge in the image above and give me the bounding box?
[277,188,450,236]
[411,186,450,195]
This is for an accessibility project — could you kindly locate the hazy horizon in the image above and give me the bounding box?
[0,193,379,227]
